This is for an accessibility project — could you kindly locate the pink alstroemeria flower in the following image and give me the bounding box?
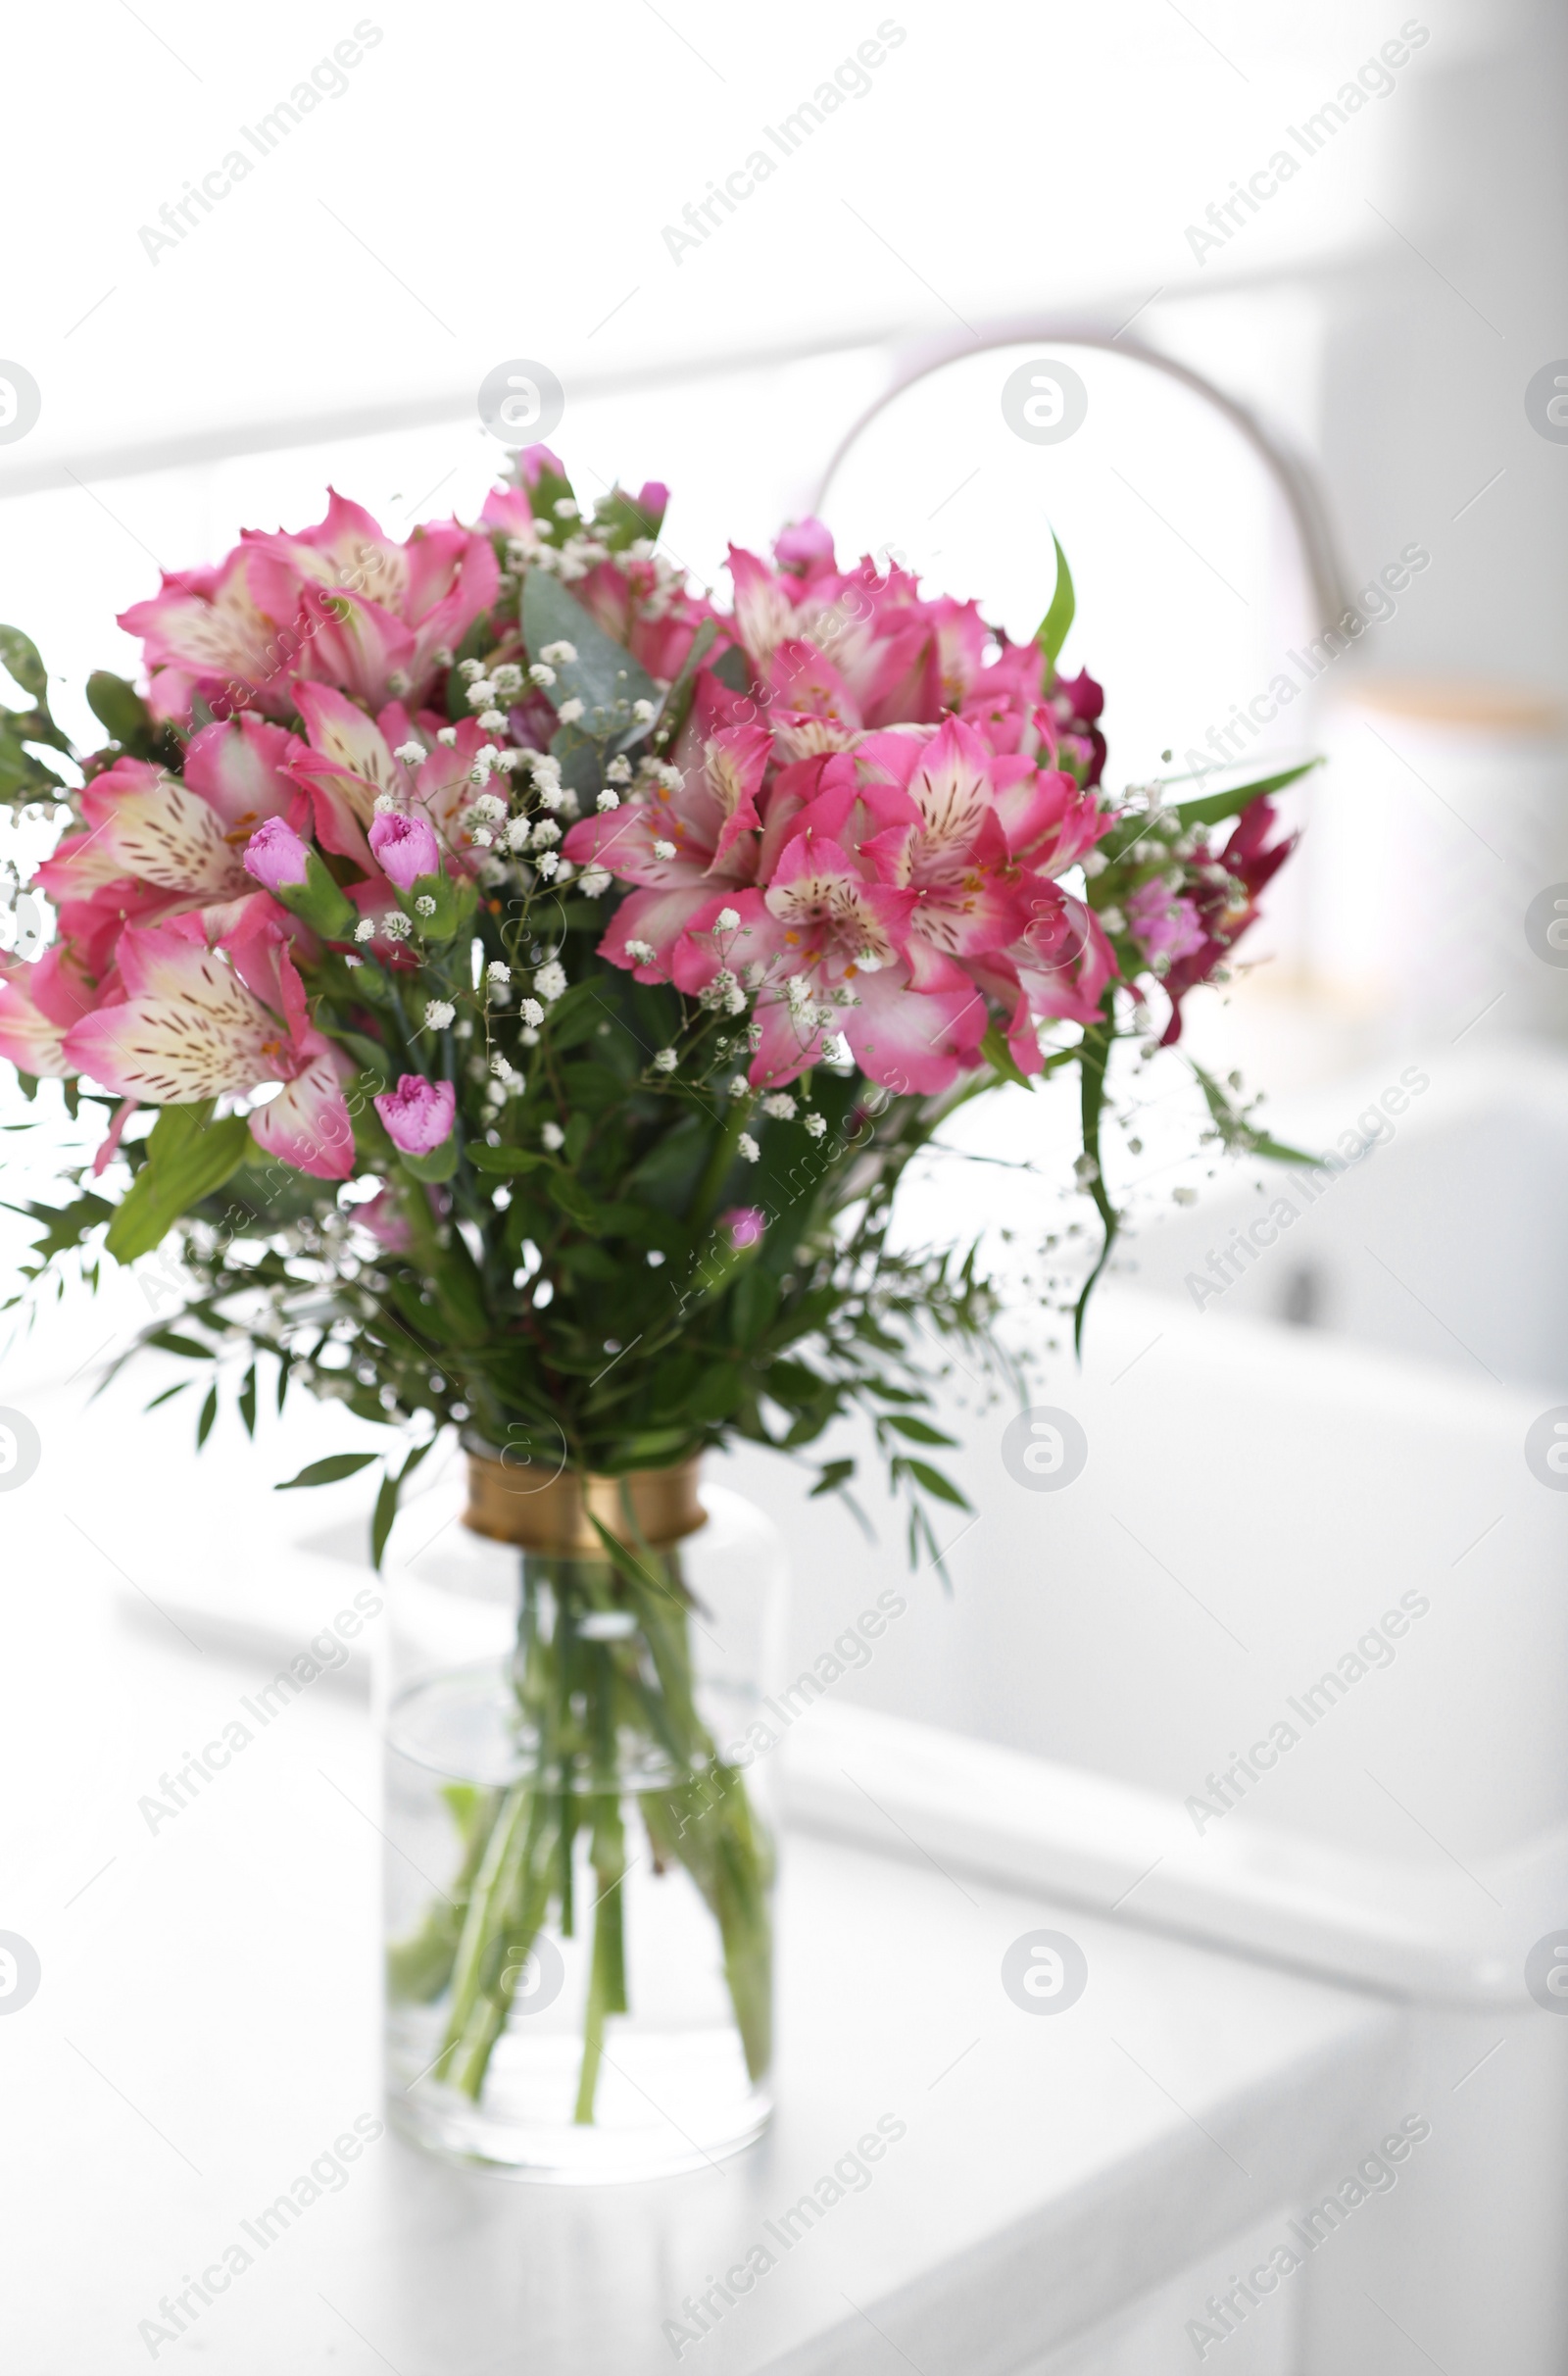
[374,1074,456,1156]
[120,490,498,726]
[62,912,355,1178]
[368,811,440,889]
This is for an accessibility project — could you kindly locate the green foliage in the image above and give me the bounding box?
[1034,530,1076,672]
[104,1105,252,1262]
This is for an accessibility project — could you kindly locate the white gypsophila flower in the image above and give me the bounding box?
[1081,849,1107,877]
[394,740,425,767]
[653,838,676,861]
[723,983,747,1015]
[504,817,532,852]
[471,828,494,848]
[466,679,498,710]
[344,953,364,968]
[541,1120,565,1150]
[737,1133,760,1163]
[727,1074,749,1100]
[653,1048,678,1072]
[605,756,632,783]
[415,895,437,917]
[372,791,403,815]
[578,866,611,898]
[487,961,511,986]
[631,698,656,724]
[535,851,560,878]
[536,780,565,814]
[852,949,883,972]
[423,999,455,1029]
[624,939,657,965]
[556,860,575,883]
[353,918,375,943]
[494,749,524,773]
[533,960,567,1002]
[520,997,544,1026]
[458,658,484,681]
[490,663,524,697]
[381,913,413,942]
[785,974,811,1013]
[528,664,556,688]
[804,1112,826,1139]
[557,697,585,725]
[596,789,619,812]
[468,792,507,824]
[541,640,577,666]
[715,907,740,932]
[531,817,562,848]
[554,498,579,520]
[478,710,507,732]
[436,726,458,747]
[761,1092,796,1119]
[560,788,581,819]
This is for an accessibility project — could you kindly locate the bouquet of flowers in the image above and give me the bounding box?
[0,448,1303,2149]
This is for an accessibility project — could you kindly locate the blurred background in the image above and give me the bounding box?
[4,2,1567,2369]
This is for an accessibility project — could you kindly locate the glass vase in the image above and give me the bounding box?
[382,1456,783,2180]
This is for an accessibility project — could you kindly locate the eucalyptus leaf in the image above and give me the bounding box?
[522,573,659,739]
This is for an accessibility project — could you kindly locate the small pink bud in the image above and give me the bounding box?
[241,816,312,891]
[718,1206,766,1250]
[374,1073,456,1155]
[368,811,441,889]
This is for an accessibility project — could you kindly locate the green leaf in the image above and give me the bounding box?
[651,617,718,755]
[467,1145,550,1174]
[521,572,659,741]
[809,1459,857,1497]
[275,1452,380,1491]
[238,1361,257,1439]
[105,1109,252,1263]
[369,1434,436,1568]
[546,1167,600,1225]
[1072,1011,1120,1356]
[0,625,48,705]
[86,670,156,753]
[901,1458,971,1510]
[1034,532,1075,671]
[397,1138,458,1185]
[979,1020,1033,1090]
[883,1413,956,1447]
[145,1328,214,1361]
[1174,759,1320,832]
[196,1382,219,1449]
[591,484,666,550]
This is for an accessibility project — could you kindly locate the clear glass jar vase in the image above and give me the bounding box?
[382,1455,783,2181]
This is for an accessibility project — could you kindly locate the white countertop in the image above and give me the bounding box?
[0,1382,1410,2374]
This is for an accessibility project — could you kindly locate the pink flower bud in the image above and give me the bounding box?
[368,811,441,889]
[718,1206,766,1250]
[241,816,312,891]
[374,1073,456,1156]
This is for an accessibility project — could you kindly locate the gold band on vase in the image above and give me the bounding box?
[462,1451,708,1556]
